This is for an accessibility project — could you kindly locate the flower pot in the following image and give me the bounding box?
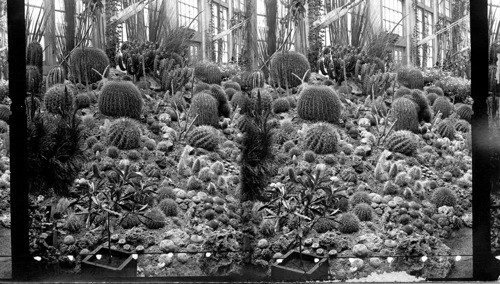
[271,250,328,281]
[81,245,137,278]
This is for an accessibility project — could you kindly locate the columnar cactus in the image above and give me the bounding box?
[270,51,311,89]
[432,96,453,119]
[190,92,220,127]
[98,81,143,119]
[46,66,67,88]
[297,85,342,123]
[303,122,339,154]
[44,84,76,114]
[161,67,193,93]
[436,119,456,140]
[27,41,43,75]
[69,46,109,85]
[194,61,222,84]
[26,65,41,95]
[456,104,473,123]
[385,130,418,155]
[107,117,141,150]
[391,97,419,133]
[186,125,220,151]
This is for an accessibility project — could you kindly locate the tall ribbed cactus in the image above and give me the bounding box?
[190,92,220,127]
[385,130,418,155]
[26,65,41,95]
[69,47,109,85]
[270,51,310,89]
[107,118,141,150]
[186,125,220,151]
[44,84,76,114]
[98,81,143,119]
[27,41,43,75]
[297,85,342,123]
[303,122,338,154]
[194,61,222,84]
[432,96,453,119]
[46,66,67,88]
[436,119,456,140]
[392,97,419,133]
[246,70,265,89]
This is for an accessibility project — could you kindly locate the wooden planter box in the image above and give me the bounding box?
[81,245,137,278]
[271,250,329,281]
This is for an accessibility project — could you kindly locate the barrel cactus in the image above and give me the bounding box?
[44,84,76,114]
[210,84,231,118]
[250,88,273,114]
[194,61,222,84]
[98,81,143,119]
[69,47,109,85]
[394,86,411,99]
[270,51,311,89]
[27,41,43,74]
[421,106,433,123]
[297,85,342,123]
[385,130,418,156]
[190,92,220,127]
[187,125,220,151]
[272,97,291,114]
[432,97,453,119]
[246,70,265,89]
[392,97,419,133]
[107,118,141,150]
[225,88,238,101]
[409,89,429,111]
[46,66,67,88]
[230,91,252,113]
[75,93,91,109]
[426,92,439,105]
[26,65,42,95]
[436,119,456,140]
[408,68,424,89]
[455,119,470,132]
[303,122,339,154]
[223,81,241,91]
[0,105,10,124]
[455,104,473,123]
[426,86,444,97]
[193,82,211,94]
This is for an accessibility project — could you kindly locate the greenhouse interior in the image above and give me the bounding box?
[0,0,499,282]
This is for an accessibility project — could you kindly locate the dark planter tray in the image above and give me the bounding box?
[271,250,329,281]
[81,245,137,278]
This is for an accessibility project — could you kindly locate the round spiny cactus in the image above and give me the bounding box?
[426,92,439,105]
[44,84,76,114]
[250,88,273,114]
[270,51,310,88]
[272,97,291,114]
[194,61,222,84]
[223,81,241,91]
[353,203,373,221]
[46,66,66,88]
[425,86,444,97]
[385,130,418,156]
[246,70,265,89]
[408,68,424,89]
[456,104,473,123]
[107,117,141,150]
[75,93,91,109]
[409,89,429,111]
[436,119,456,140]
[230,91,252,113]
[210,84,231,118]
[432,96,453,119]
[350,191,371,206]
[98,81,143,119]
[455,119,470,133]
[143,207,166,229]
[158,198,178,217]
[394,86,411,99]
[193,82,211,94]
[0,105,10,124]
[303,122,338,154]
[190,92,220,127]
[225,88,238,101]
[69,46,109,85]
[187,125,220,151]
[421,106,433,123]
[392,97,419,133]
[431,187,457,207]
[297,85,342,123]
[339,213,360,234]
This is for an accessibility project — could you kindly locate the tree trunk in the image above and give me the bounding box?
[264,0,277,78]
[245,0,258,71]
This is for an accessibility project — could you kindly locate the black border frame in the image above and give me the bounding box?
[6,0,499,282]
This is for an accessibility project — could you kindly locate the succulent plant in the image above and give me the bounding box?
[260,219,276,236]
[106,146,120,158]
[143,207,167,229]
[272,97,291,114]
[270,51,311,88]
[223,81,241,91]
[210,84,231,118]
[190,92,220,127]
[350,191,371,206]
[426,92,439,105]
[26,65,42,95]
[69,46,109,85]
[158,198,178,217]
[436,118,456,140]
[246,70,265,89]
[385,130,418,155]
[392,97,419,133]
[455,104,473,123]
[338,213,360,234]
[0,105,11,124]
[27,41,43,74]
[230,91,251,112]
[297,85,342,123]
[455,119,470,132]
[426,86,444,97]
[432,96,453,119]
[44,84,76,114]
[303,122,339,154]
[224,88,238,101]
[65,213,83,233]
[193,82,211,94]
[107,118,141,150]
[303,150,316,163]
[187,176,203,191]
[157,187,176,200]
[353,203,373,221]
[98,81,143,119]
[75,93,91,109]
[194,61,222,84]
[431,187,457,207]
[187,125,219,151]
[394,86,412,99]
[408,68,424,89]
[120,213,141,229]
[313,217,336,233]
[210,161,225,176]
[46,66,67,88]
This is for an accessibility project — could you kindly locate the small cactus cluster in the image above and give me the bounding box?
[186,125,220,151]
[272,97,291,114]
[303,122,338,154]
[391,97,419,133]
[194,61,222,84]
[44,84,76,114]
[107,117,141,150]
[455,104,473,122]
[297,85,342,123]
[98,81,143,119]
[436,118,456,140]
[432,96,453,119]
[190,92,220,127]
[69,46,109,85]
[270,51,311,88]
[385,130,418,156]
[46,66,67,88]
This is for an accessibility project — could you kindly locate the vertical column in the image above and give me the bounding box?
[165,0,177,29]
[367,0,383,34]
[44,0,56,67]
[200,0,207,60]
[432,0,438,66]
[228,0,233,61]
[405,0,412,65]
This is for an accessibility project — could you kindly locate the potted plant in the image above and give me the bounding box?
[268,165,347,280]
